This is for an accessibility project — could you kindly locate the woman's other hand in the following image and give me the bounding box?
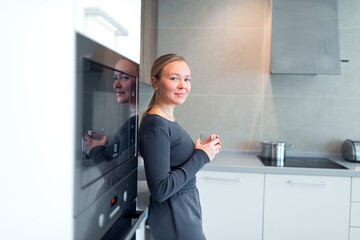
[195,135,222,161]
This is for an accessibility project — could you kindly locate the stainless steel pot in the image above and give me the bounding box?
[257,141,273,159]
[257,141,294,162]
[272,142,287,163]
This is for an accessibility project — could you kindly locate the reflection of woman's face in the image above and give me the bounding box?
[113,59,137,103]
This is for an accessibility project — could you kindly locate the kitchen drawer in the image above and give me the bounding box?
[350,227,360,240]
[263,174,350,240]
[351,202,360,227]
[197,171,264,240]
[352,177,360,201]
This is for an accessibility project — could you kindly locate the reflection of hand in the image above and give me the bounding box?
[88,130,105,141]
[83,132,108,155]
[195,135,222,161]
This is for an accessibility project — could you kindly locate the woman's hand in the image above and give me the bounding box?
[195,135,222,161]
[83,131,108,155]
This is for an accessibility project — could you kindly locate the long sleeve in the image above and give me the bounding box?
[140,128,209,203]
[88,145,107,164]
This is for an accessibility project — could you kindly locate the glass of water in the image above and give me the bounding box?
[200,132,217,145]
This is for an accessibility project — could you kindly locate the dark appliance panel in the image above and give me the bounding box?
[258,156,347,169]
[75,32,139,240]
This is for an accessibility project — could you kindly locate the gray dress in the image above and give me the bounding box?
[139,114,209,240]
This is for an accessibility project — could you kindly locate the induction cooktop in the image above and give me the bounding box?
[258,156,348,169]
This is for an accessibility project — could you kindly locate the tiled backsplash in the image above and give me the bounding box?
[140,0,360,153]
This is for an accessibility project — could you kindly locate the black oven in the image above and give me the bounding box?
[74,32,142,240]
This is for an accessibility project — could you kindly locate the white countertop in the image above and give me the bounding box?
[202,150,360,177]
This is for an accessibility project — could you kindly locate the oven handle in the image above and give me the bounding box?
[123,208,149,240]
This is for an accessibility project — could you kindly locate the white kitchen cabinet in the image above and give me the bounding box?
[74,0,141,62]
[350,177,360,239]
[352,177,360,201]
[1,1,74,239]
[351,202,360,226]
[350,227,360,240]
[263,174,351,240]
[196,171,264,240]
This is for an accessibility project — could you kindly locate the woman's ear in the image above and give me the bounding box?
[152,77,158,90]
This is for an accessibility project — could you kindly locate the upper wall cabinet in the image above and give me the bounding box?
[140,0,158,85]
[74,0,141,63]
[271,0,341,75]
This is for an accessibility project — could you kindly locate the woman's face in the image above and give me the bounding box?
[153,60,191,106]
[113,59,137,103]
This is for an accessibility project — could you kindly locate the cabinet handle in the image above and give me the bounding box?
[288,180,327,186]
[324,40,329,54]
[85,8,128,36]
[202,176,241,182]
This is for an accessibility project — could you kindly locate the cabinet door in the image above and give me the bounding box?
[74,0,141,62]
[140,0,158,85]
[352,177,360,201]
[350,202,360,227]
[271,0,340,74]
[197,171,264,240]
[350,227,360,240]
[263,174,351,240]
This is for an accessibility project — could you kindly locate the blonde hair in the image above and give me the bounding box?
[141,54,188,121]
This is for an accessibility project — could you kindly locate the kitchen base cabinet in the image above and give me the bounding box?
[352,177,360,201]
[263,174,351,240]
[350,177,360,240]
[197,171,264,240]
[351,202,360,226]
[350,227,360,240]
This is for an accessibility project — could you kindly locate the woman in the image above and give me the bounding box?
[139,53,222,240]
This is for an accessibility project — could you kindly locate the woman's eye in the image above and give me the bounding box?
[113,76,118,82]
[121,75,130,80]
[170,77,178,81]
[185,78,191,82]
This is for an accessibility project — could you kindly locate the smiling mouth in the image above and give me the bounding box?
[175,93,186,97]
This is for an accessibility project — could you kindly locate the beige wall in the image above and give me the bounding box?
[144,0,360,153]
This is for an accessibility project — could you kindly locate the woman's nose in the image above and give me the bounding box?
[114,79,122,88]
[178,79,184,89]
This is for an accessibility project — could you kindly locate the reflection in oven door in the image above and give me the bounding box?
[74,32,140,240]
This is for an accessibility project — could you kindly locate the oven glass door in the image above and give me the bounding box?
[80,58,137,188]
[75,32,139,240]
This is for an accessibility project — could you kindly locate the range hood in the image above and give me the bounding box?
[271,0,341,75]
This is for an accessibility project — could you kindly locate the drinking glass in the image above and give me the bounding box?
[200,132,216,144]
[87,128,106,140]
